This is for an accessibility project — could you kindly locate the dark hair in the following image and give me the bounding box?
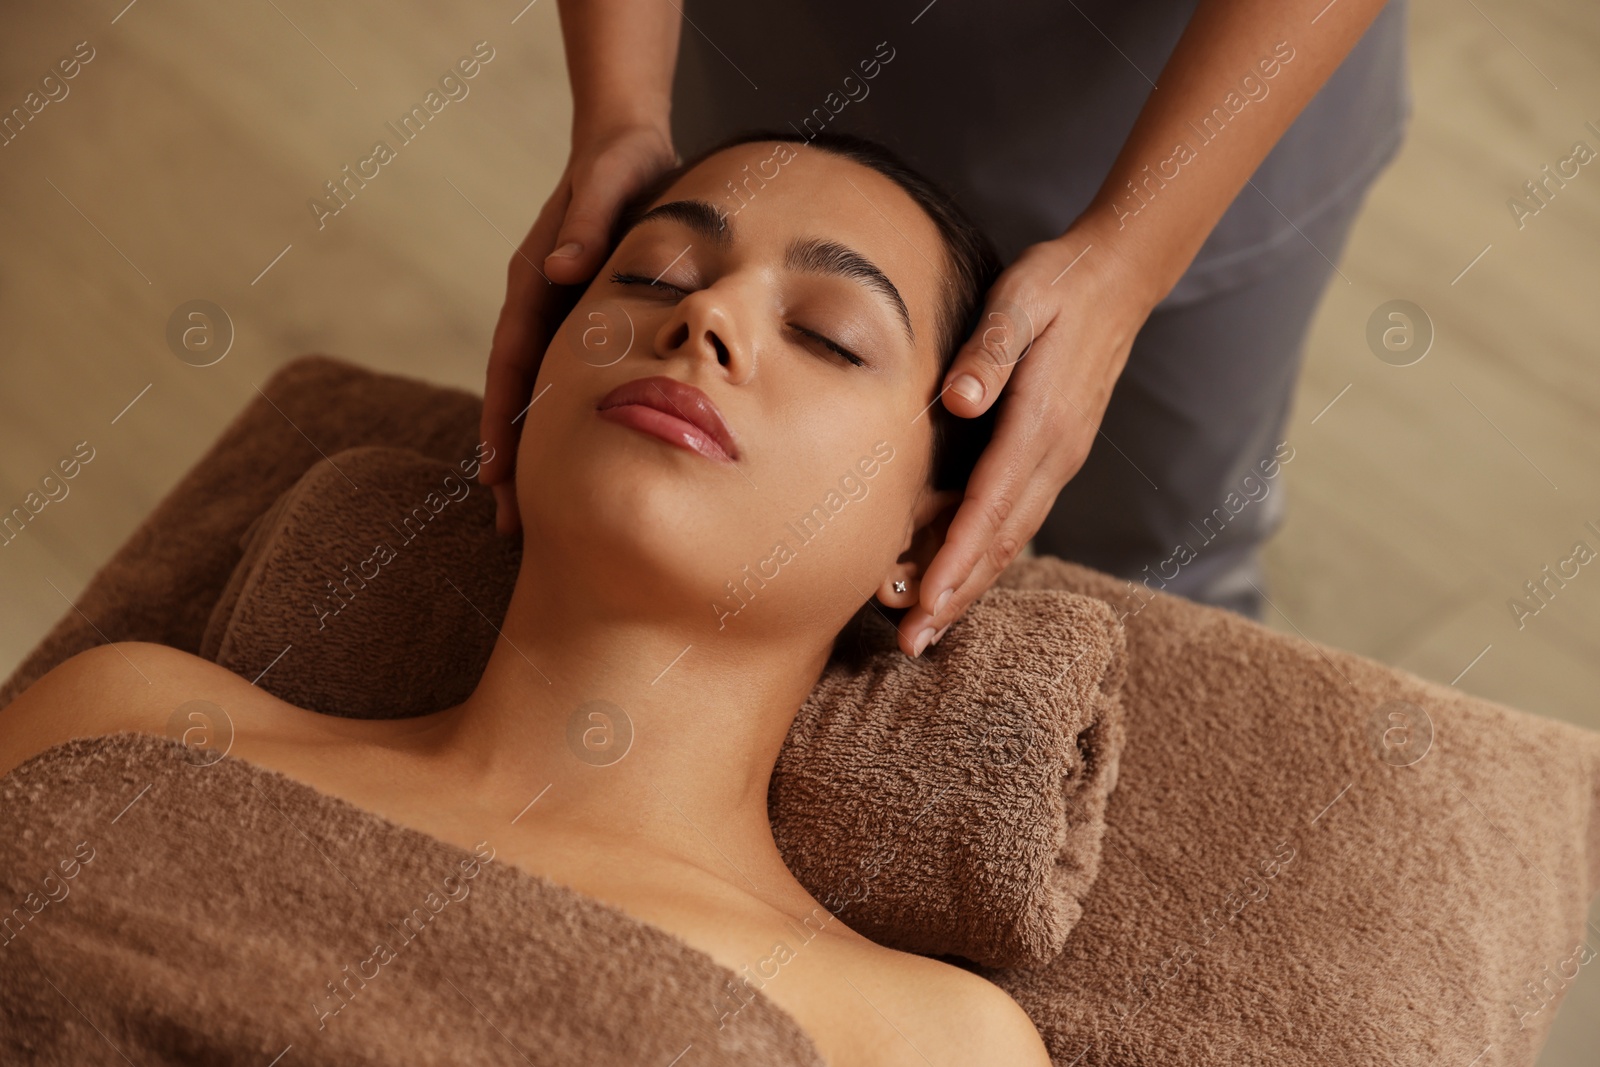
[609,128,1002,494]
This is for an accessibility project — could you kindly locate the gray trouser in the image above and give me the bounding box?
[1030,183,1369,620]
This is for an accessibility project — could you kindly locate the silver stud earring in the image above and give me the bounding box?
[892,580,908,594]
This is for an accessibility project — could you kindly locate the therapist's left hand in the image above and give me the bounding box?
[898,215,1159,657]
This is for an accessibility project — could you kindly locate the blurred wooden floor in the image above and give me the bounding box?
[1258,5,1600,1057]
[1,0,1595,1061]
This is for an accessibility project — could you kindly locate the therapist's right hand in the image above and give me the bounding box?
[480,123,678,536]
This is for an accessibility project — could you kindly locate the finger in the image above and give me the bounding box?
[920,367,1054,614]
[480,183,572,500]
[910,373,1092,640]
[543,151,657,285]
[491,482,522,538]
[940,289,1043,419]
[921,314,1110,617]
[908,340,1125,652]
[899,465,1071,656]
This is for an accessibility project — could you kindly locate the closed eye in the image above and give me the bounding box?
[610,270,686,296]
[609,271,866,368]
[788,324,866,368]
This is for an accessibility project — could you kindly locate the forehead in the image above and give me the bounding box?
[645,143,948,345]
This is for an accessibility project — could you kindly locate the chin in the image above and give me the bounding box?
[515,436,761,620]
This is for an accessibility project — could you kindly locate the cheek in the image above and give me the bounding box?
[569,298,639,370]
[515,324,600,511]
[750,420,920,574]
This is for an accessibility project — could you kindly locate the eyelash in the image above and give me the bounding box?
[608,270,866,368]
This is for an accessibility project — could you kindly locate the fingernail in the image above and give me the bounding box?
[949,373,984,404]
[934,588,952,615]
[547,241,582,260]
[930,623,951,646]
[913,626,937,657]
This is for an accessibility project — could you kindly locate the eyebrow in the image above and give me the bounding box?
[630,199,731,247]
[625,198,915,345]
[784,236,914,345]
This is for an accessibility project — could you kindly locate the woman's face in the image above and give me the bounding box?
[516,141,956,645]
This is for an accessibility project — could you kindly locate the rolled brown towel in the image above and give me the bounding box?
[199,445,1127,970]
[774,591,1125,968]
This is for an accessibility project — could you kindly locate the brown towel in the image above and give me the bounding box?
[7,355,1599,1065]
[0,356,489,705]
[197,444,1126,970]
[984,558,1600,1066]
[199,445,523,716]
[776,592,1125,970]
[0,733,825,1065]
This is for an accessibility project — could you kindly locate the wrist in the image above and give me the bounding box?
[1055,209,1166,320]
[571,103,672,155]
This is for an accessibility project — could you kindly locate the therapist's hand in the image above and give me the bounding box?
[888,0,1390,657]
[480,122,677,536]
[899,215,1159,657]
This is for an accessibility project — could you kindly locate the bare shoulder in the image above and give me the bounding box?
[919,959,1053,1066]
[0,641,283,778]
[824,935,1052,1066]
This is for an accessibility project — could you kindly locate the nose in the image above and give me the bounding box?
[653,286,753,382]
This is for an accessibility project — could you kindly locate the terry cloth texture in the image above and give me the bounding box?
[4,355,1598,1065]
[192,443,1125,971]
[0,732,826,1066]
[0,357,489,703]
[986,557,1600,1065]
[197,445,524,719]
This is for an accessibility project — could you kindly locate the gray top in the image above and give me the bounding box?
[671,0,1410,306]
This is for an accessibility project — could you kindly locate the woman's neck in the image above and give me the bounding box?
[432,566,835,909]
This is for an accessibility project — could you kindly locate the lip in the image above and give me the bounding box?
[595,375,740,463]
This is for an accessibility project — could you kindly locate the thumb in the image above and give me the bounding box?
[542,164,637,285]
[941,296,1037,418]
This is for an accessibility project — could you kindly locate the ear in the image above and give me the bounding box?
[874,487,962,610]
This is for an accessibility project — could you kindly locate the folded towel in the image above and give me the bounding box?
[776,593,1125,969]
[199,445,522,716]
[197,444,1126,970]
[0,733,825,1065]
[0,357,492,709]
